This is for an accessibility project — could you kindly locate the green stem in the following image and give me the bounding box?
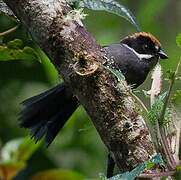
[129,91,148,113]
[159,77,175,125]
[157,59,181,170]
[160,59,181,125]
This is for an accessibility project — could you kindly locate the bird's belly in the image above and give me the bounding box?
[124,68,148,88]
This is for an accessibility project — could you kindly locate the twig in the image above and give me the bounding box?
[159,126,177,169]
[129,91,148,113]
[139,170,176,178]
[0,24,19,37]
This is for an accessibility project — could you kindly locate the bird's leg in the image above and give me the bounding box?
[107,153,115,178]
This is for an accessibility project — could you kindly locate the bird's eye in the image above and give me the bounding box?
[144,44,148,49]
[142,44,148,51]
[155,45,159,51]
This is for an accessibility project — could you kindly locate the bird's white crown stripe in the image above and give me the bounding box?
[122,44,153,60]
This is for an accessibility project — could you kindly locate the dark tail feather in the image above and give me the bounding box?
[19,83,78,146]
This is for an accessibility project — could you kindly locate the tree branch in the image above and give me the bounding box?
[4,0,155,174]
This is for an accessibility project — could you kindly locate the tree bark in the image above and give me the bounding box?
[4,0,155,174]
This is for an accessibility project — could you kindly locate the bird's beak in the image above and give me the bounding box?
[158,49,168,59]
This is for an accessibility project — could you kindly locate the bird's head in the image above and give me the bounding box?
[121,32,168,60]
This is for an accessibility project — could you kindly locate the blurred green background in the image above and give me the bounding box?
[0,0,181,179]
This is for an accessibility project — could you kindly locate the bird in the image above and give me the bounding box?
[102,32,167,88]
[19,32,168,177]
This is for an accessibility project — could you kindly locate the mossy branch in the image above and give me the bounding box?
[3,0,156,177]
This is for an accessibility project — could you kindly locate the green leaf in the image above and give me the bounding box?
[76,0,141,31]
[0,39,41,61]
[17,136,41,161]
[109,153,163,180]
[110,163,146,180]
[146,163,155,169]
[148,153,163,164]
[105,66,125,81]
[176,165,181,170]
[0,161,26,180]
[176,33,181,48]
[147,92,167,125]
[166,70,176,81]
[31,42,59,83]
[7,39,23,49]
[161,177,167,180]
[30,169,85,180]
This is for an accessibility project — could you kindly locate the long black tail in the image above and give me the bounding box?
[19,83,78,146]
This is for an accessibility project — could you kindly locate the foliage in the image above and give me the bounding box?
[147,92,167,125]
[90,154,163,180]
[30,169,85,180]
[109,154,163,180]
[0,137,41,180]
[0,38,41,61]
[176,33,181,48]
[74,0,141,31]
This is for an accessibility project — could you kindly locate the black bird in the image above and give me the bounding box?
[19,32,168,176]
